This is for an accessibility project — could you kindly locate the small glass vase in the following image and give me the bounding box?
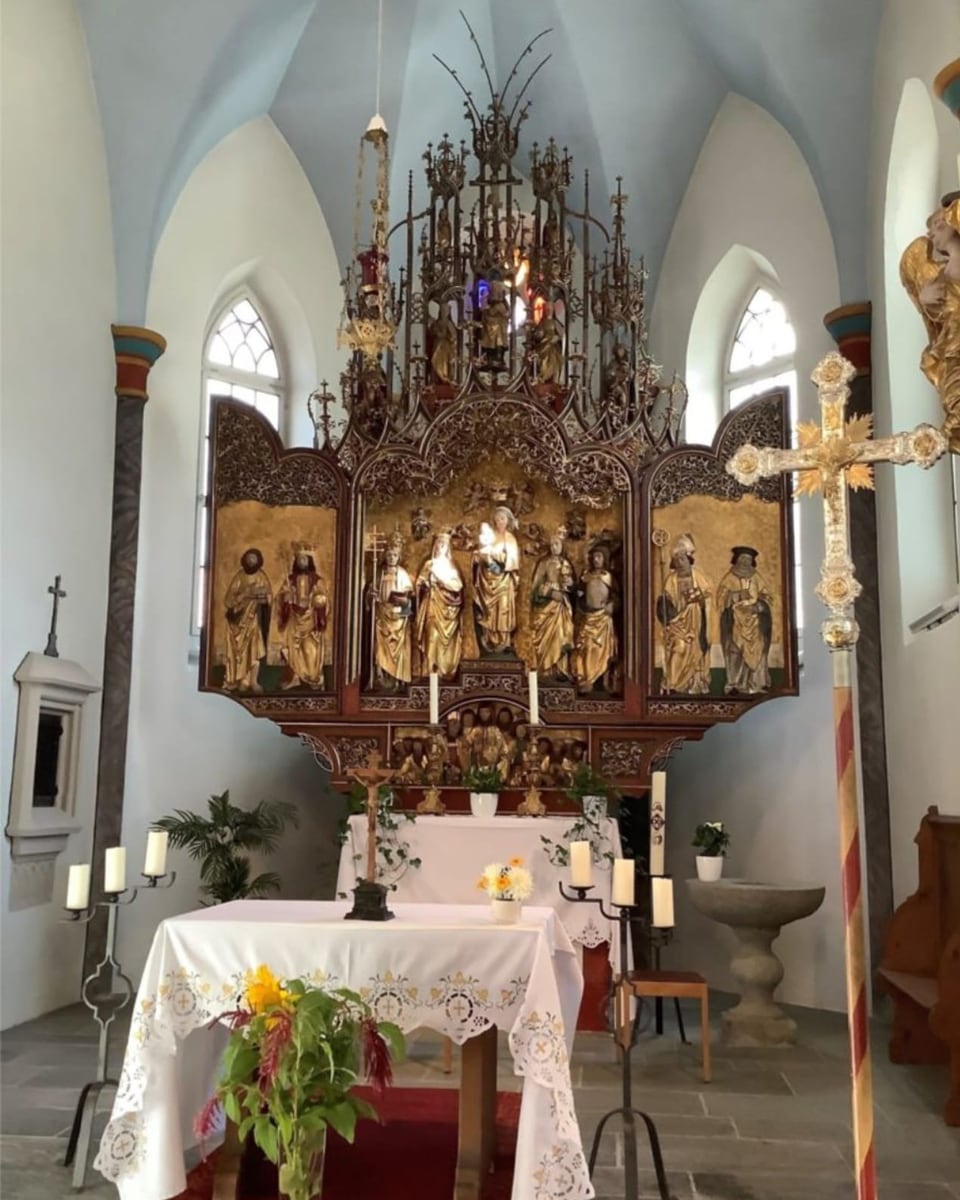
[490,897,521,924]
[278,1130,326,1200]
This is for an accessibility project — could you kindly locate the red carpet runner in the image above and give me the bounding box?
[175,1087,521,1200]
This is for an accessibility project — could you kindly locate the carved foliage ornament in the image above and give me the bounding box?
[651,393,786,507]
[214,404,340,509]
[355,395,632,508]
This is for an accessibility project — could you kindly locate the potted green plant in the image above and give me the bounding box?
[155,791,298,904]
[462,764,503,818]
[195,964,404,1200]
[565,762,621,823]
[693,821,730,881]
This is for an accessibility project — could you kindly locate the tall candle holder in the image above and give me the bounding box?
[62,871,175,1189]
[558,876,673,1200]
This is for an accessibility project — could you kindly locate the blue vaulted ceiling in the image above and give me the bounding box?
[77,0,881,322]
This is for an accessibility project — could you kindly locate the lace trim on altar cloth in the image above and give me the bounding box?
[570,917,608,949]
[94,965,593,1200]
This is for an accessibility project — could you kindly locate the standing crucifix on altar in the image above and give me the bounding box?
[344,749,397,922]
[727,350,949,1200]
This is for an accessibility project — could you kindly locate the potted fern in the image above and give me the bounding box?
[463,764,503,819]
[155,791,298,904]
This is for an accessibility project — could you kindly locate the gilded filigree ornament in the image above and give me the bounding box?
[598,740,644,778]
[726,351,948,651]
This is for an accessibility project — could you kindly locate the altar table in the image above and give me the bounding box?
[95,900,593,1200]
[337,813,622,962]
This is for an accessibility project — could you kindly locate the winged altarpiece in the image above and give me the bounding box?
[199,28,799,808]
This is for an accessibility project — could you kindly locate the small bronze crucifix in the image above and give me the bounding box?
[345,748,397,922]
[45,575,67,658]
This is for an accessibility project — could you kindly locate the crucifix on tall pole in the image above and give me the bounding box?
[727,350,949,1200]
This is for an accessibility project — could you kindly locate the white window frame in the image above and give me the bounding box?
[724,282,804,664]
[190,291,286,649]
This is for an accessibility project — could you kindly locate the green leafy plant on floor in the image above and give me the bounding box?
[155,791,299,904]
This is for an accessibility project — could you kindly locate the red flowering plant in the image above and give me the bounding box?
[196,965,404,1200]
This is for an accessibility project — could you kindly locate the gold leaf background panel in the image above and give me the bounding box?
[365,459,622,668]
[210,501,338,668]
[650,493,786,670]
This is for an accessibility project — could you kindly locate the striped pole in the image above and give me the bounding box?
[832,649,876,1200]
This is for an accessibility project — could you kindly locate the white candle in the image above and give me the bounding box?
[649,771,666,876]
[528,670,540,726]
[104,846,126,894]
[611,858,635,907]
[143,830,169,878]
[569,841,592,888]
[66,864,91,911]
[651,876,675,928]
[429,673,439,726]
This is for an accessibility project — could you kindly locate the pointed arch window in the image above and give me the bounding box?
[193,296,285,637]
[725,286,803,659]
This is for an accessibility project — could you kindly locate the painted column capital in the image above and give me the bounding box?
[111,324,166,401]
[823,302,871,376]
[934,57,960,122]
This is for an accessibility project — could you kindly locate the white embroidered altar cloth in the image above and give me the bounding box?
[95,900,593,1200]
[337,814,622,959]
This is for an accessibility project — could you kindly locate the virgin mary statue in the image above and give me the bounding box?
[473,505,520,655]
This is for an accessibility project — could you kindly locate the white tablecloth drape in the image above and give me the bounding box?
[95,901,594,1200]
[337,814,622,960]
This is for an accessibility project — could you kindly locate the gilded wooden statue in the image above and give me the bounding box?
[657,534,712,695]
[573,546,619,693]
[901,192,960,452]
[530,531,575,679]
[223,548,272,694]
[416,531,465,677]
[371,532,414,688]
[473,506,521,655]
[717,547,773,695]
[277,547,328,689]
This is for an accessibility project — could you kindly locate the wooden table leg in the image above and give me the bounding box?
[455,1025,498,1200]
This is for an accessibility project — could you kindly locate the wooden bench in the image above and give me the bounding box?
[878,806,960,1126]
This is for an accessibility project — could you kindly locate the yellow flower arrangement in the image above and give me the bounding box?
[243,964,291,1013]
[476,858,534,901]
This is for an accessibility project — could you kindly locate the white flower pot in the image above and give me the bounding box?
[470,792,499,818]
[582,795,608,823]
[696,855,724,882]
[490,898,521,924]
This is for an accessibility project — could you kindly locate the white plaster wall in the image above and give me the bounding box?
[868,1,960,909]
[120,117,346,980]
[650,94,846,1009]
[0,0,117,1028]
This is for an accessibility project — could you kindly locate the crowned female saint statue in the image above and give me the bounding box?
[371,532,414,688]
[278,546,328,689]
[416,531,465,678]
[530,530,575,679]
[473,506,521,656]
